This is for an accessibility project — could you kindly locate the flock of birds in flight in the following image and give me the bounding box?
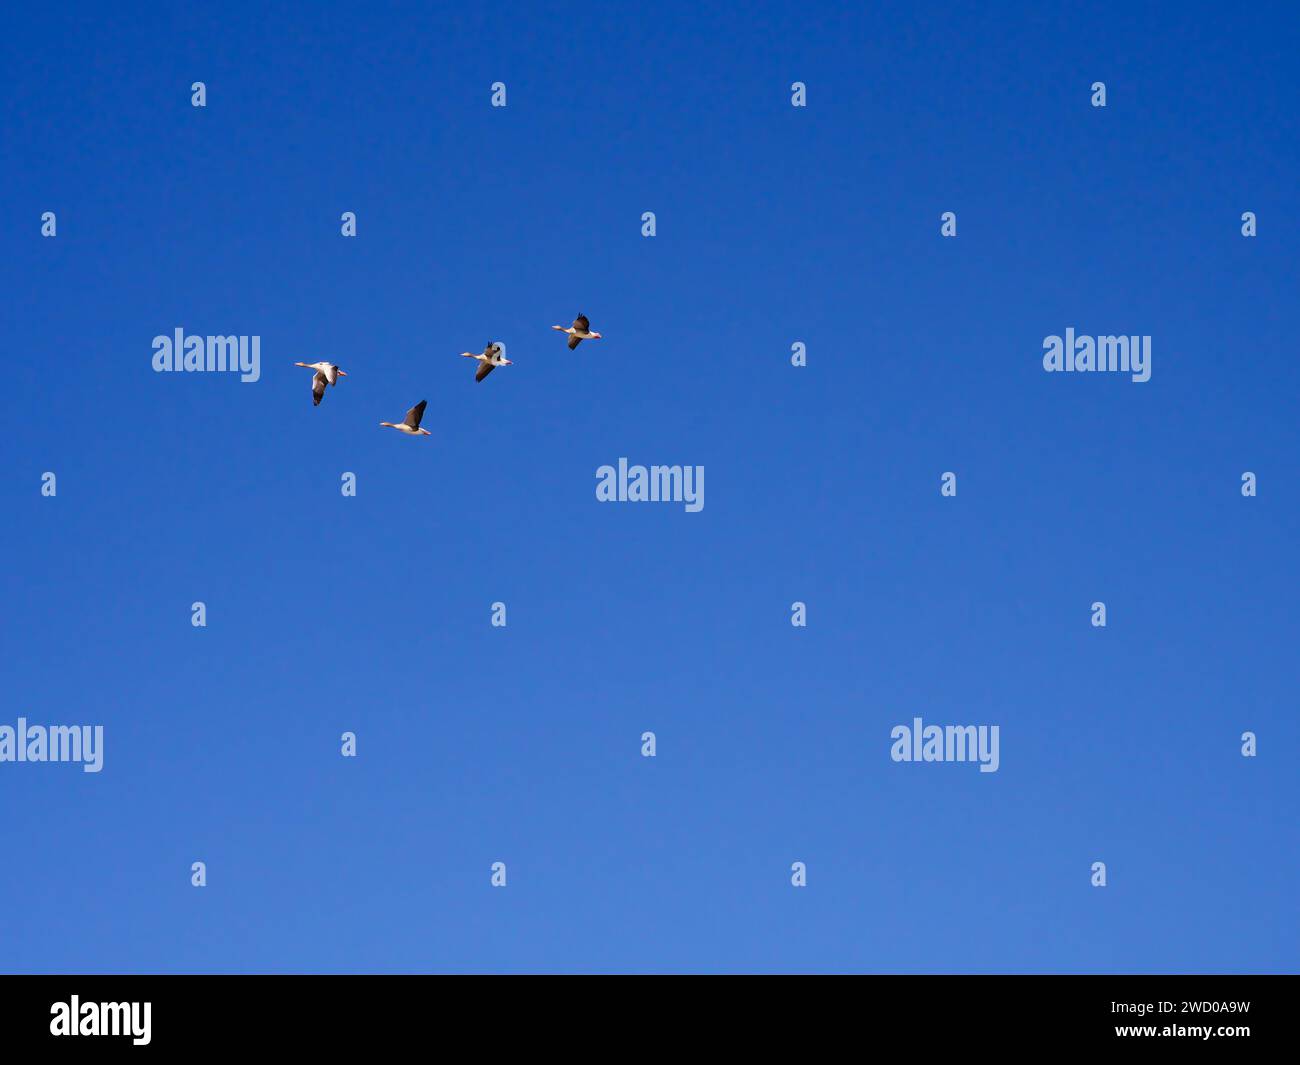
[293,313,604,435]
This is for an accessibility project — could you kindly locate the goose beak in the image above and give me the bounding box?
[337,370,347,376]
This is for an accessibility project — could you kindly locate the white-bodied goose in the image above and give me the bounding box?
[551,314,602,350]
[295,361,347,406]
[380,400,431,436]
[461,342,512,382]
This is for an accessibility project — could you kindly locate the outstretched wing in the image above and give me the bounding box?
[476,360,495,382]
[568,333,582,350]
[573,314,589,332]
[312,373,327,406]
[404,399,428,428]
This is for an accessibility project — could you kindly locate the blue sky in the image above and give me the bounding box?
[1,0,1296,973]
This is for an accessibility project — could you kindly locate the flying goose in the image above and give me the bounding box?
[380,400,431,436]
[551,314,602,350]
[461,342,512,382]
[295,361,347,406]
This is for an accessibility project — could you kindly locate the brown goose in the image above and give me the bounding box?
[295,361,347,406]
[551,314,602,350]
[461,342,512,382]
[380,400,431,436]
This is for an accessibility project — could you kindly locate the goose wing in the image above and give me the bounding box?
[404,400,428,429]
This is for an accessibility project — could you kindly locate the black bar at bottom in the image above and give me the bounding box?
[0,974,1290,1052]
